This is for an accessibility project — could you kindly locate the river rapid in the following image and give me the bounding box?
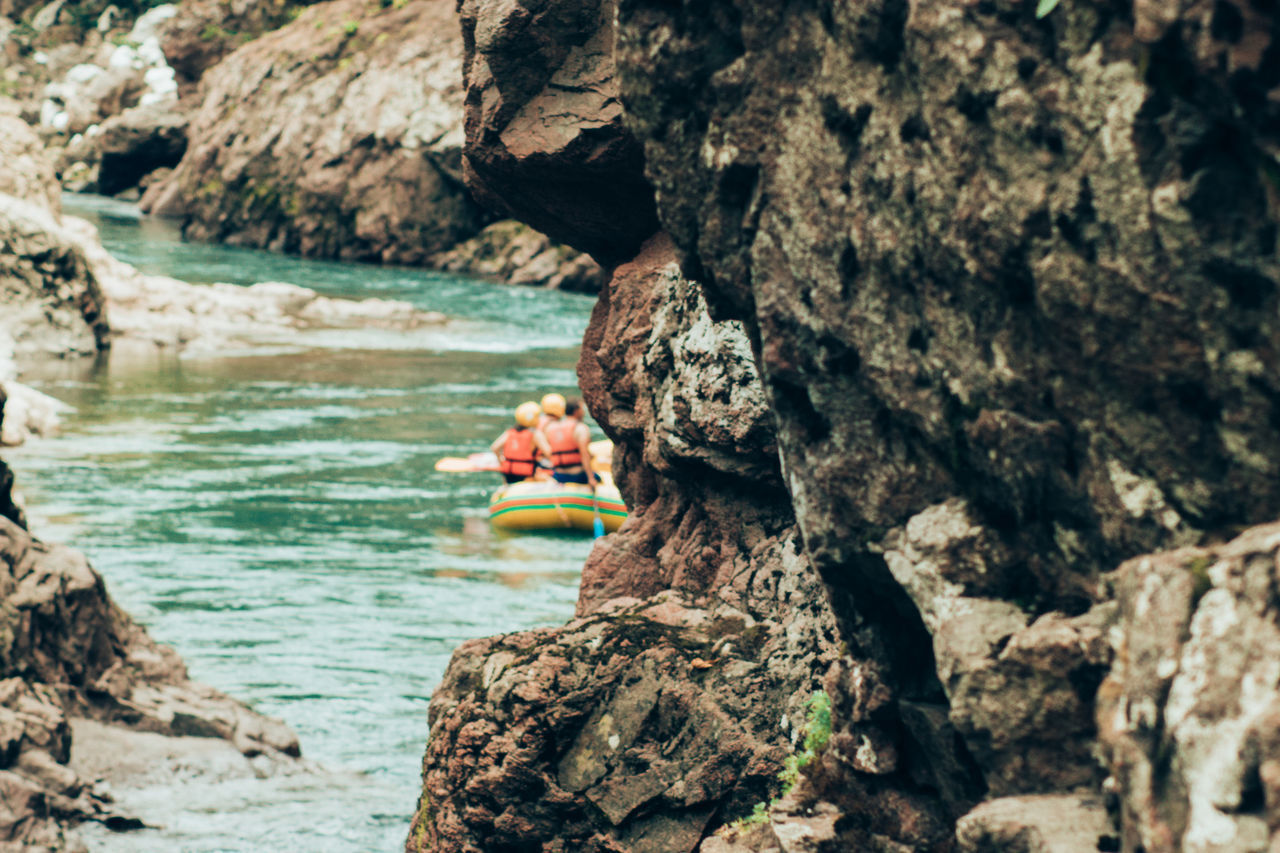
[5,196,597,852]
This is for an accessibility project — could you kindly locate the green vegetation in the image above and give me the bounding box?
[1035,0,1061,18]
[411,790,433,850]
[199,23,233,42]
[725,690,833,836]
[57,0,168,35]
[198,179,226,198]
[1186,555,1214,607]
[341,19,359,36]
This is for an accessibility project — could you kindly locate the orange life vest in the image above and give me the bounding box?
[544,419,582,468]
[500,428,538,478]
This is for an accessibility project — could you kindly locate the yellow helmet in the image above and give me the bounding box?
[515,401,541,428]
[540,393,566,418]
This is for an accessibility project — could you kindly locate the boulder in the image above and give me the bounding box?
[456,0,659,265]
[411,583,838,853]
[149,0,485,265]
[1099,523,1280,853]
[431,219,605,292]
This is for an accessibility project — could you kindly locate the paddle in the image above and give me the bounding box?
[592,482,605,538]
[434,452,501,473]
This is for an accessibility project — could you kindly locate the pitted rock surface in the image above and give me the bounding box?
[410,580,837,853]
[616,0,1280,599]
[576,234,789,611]
[613,0,1280,842]
[149,0,484,264]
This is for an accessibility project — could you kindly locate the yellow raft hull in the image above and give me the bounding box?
[488,480,627,532]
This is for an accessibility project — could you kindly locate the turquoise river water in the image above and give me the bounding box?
[4,196,598,851]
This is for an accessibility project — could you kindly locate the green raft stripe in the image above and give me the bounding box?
[491,501,627,518]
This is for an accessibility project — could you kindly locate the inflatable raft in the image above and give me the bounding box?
[488,479,627,532]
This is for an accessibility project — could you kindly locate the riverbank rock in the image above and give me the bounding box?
[61,214,447,357]
[0,468,301,848]
[147,0,484,264]
[1099,523,1280,853]
[431,219,605,292]
[0,108,61,212]
[0,107,110,360]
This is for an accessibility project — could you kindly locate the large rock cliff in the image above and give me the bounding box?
[146,0,482,264]
[414,1,1280,852]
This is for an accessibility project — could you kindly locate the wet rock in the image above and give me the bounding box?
[431,219,605,292]
[0,458,25,529]
[1098,523,1280,853]
[150,0,484,265]
[456,0,658,264]
[0,510,300,759]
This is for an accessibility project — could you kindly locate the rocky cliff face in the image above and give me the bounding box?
[147,0,483,264]
[415,1,1280,851]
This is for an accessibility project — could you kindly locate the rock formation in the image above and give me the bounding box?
[456,0,658,266]
[431,220,605,293]
[158,0,324,89]
[0,462,299,849]
[146,0,484,264]
[414,0,1280,851]
[0,105,109,360]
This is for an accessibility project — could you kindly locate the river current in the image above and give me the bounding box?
[5,196,597,851]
